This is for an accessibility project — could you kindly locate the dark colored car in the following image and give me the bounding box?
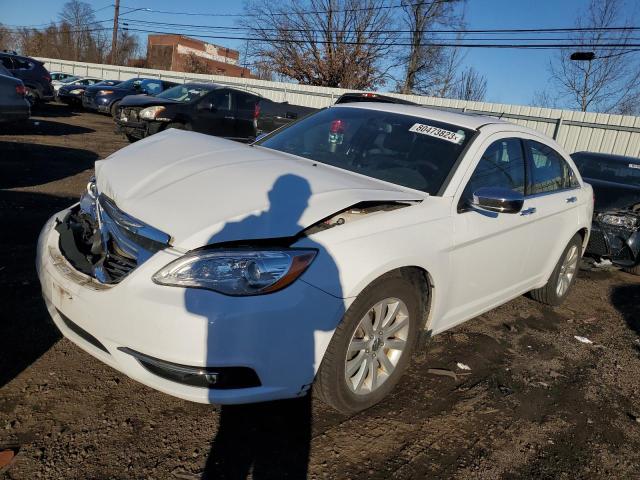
[0,52,54,105]
[115,82,316,142]
[82,77,178,116]
[335,92,419,106]
[571,151,640,274]
[0,73,30,122]
[58,79,121,107]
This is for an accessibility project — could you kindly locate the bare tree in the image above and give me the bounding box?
[453,66,487,101]
[548,0,640,113]
[399,0,466,95]
[0,24,14,51]
[530,89,560,109]
[182,53,211,74]
[58,0,97,61]
[241,0,397,89]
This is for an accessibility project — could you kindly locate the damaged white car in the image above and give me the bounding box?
[37,104,593,413]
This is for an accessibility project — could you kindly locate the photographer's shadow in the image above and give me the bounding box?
[185,174,344,479]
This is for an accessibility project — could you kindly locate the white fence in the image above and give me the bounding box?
[40,57,640,158]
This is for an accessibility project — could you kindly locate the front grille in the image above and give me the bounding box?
[94,194,170,284]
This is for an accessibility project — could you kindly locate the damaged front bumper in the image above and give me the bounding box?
[585,215,640,268]
[36,201,346,404]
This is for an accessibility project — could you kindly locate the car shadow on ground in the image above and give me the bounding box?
[0,119,94,136]
[0,190,75,387]
[0,141,97,189]
[29,103,77,118]
[189,174,344,478]
[610,281,640,336]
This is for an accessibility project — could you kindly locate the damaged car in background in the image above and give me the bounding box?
[571,151,640,275]
[37,104,592,414]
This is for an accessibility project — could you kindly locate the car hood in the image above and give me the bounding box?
[119,95,180,108]
[587,177,640,212]
[95,129,424,250]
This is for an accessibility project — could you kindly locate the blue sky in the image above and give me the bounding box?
[2,0,638,105]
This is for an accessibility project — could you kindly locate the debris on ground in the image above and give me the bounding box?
[0,449,16,470]
[428,368,471,381]
[574,335,594,344]
[456,362,471,371]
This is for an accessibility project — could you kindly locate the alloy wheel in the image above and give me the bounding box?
[344,297,410,395]
[556,244,579,297]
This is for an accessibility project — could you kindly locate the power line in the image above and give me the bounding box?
[119,0,447,18]
[122,26,640,49]
[120,17,640,36]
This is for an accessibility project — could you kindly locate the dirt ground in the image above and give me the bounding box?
[1,104,640,480]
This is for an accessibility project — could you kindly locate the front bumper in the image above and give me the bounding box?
[37,209,346,404]
[114,119,163,139]
[585,220,640,268]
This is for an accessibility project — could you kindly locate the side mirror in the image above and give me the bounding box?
[471,187,524,214]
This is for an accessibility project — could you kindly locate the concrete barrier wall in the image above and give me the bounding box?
[39,57,640,157]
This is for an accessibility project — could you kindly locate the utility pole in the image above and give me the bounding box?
[111,0,120,65]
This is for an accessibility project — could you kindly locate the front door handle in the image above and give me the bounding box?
[520,207,537,216]
[566,196,578,203]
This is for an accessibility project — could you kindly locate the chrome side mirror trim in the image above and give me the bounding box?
[471,187,524,214]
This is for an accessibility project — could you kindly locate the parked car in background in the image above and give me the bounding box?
[571,151,640,275]
[58,79,121,107]
[50,72,75,83]
[115,82,316,142]
[53,76,102,93]
[0,52,53,105]
[0,72,30,123]
[38,103,592,413]
[335,92,419,106]
[82,77,178,116]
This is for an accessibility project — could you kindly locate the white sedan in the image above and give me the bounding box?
[37,103,593,413]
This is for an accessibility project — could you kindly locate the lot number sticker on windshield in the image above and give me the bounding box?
[409,123,465,144]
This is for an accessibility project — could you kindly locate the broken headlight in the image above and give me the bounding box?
[598,213,638,229]
[140,106,166,120]
[152,249,317,296]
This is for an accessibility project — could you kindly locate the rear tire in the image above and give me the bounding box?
[530,234,582,306]
[315,269,427,414]
[25,87,39,106]
[623,264,640,276]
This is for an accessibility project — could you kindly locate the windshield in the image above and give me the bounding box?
[156,84,214,103]
[256,107,473,194]
[61,76,80,83]
[573,154,640,187]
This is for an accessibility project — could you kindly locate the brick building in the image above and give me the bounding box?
[146,34,253,78]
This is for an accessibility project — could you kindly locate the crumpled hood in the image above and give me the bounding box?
[95,129,424,250]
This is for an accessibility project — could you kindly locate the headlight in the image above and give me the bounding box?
[97,90,114,95]
[140,106,166,120]
[69,88,84,94]
[153,249,317,296]
[598,213,638,229]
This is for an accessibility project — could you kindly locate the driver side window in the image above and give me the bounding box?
[460,138,526,210]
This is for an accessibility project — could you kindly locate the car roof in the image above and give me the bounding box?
[330,102,512,130]
[571,151,640,163]
[182,82,221,89]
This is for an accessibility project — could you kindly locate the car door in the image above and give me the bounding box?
[445,135,537,325]
[520,139,584,283]
[193,89,235,138]
[233,92,259,141]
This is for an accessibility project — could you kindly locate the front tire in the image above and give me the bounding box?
[315,270,426,414]
[110,101,121,118]
[530,234,582,306]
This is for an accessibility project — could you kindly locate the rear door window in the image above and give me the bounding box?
[210,90,232,111]
[527,140,578,194]
[460,138,526,209]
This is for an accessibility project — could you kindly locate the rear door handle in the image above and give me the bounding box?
[520,207,537,216]
[566,196,578,203]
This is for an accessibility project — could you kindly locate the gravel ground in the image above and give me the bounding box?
[1,104,640,479]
